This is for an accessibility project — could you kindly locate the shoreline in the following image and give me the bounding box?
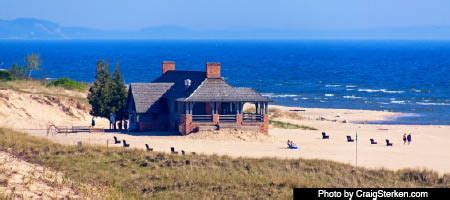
[272,104,450,126]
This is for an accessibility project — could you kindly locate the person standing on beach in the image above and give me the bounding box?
[403,133,407,144]
[109,113,116,130]
[407,133,412,145]
[91,117,96,128]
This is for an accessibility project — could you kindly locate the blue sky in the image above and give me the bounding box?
[1,0,449,31]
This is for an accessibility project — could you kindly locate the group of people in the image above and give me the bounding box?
[108,113,128,130]
[287,140,299,149]
[403,133,412,145]
[90,113,129,131]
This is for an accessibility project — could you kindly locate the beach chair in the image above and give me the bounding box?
[346,136,354,142]
[322,132,330,139]
[123,140,130,148]
[370,139,377,144]
[171,147,178,154]
[386,139,393,146]
[181,150,185,155]
[113,136,121,144]
[145,144,153,152]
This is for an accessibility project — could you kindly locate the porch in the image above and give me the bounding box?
[182,101,269,123]
[177,101,270,135]
[176,78,271,134]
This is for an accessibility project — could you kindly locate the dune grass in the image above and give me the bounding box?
[0,79,88,93]
[269,119,317,131]
[0,128,449,199]
[0,79,89,104]
[46,78,88,91]
[269,120,317,130]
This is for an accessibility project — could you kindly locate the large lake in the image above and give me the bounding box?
[1,40,449,125]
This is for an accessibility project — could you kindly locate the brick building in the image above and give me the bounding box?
[126,61,271,134]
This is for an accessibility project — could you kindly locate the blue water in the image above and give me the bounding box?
[0,40,449,125]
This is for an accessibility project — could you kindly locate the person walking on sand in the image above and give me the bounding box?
[403,133,407,144]
[407,133,412,145]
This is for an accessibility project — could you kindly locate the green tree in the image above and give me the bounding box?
[87,60,112,118]
[25,53,41,79]
[8,63,26,79]
[109,63,128,120]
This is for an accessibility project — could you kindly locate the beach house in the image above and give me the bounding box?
[126,61,271,134]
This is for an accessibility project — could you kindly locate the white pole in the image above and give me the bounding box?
[356,131,358,171]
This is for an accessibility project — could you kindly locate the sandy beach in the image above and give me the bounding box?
[2,86,449,174]
[19,103,450,174]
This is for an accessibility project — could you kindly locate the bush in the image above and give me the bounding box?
[47,78,88,91]
[8,63,26,80]
[0,70,12,81]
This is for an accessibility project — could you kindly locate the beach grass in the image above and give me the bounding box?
[46,78,88,91]
[0,79,89,104]
[0,79,88,93]
[269,120,317,130]
[1,128,449,199]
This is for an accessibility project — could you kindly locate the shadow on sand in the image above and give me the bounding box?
[104,129,181,136]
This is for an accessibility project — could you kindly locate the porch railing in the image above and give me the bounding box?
[192,115,213,122]
[219,115,236,122]
[243,113,263,122]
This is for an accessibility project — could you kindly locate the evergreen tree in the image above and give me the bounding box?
[109,62,128,120]
[87,60,112,118]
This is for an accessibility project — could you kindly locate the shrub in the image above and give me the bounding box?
[47,78,88,91]
[0,70,12,81]
[8,63,26,80]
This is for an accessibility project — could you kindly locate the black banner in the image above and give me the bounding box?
[293,188,449,200]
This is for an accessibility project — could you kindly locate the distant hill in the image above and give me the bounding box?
[1,18,450,39]
[0,18,97,39]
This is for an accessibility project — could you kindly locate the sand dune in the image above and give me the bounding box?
[0,151,81,199]
[0,88,108,130]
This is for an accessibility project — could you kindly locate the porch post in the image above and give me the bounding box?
[265,102,269,114]
[180,101,193,135]
[261,102,265,115]
[215,102,219,114]
[212,102,219,125]
[236,101,243,125]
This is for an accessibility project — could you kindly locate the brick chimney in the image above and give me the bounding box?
[162,61,175,74]
[206,62,221,79]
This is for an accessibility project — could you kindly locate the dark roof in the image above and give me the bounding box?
[181,79,270,102]
[129,83,174,113]
[152,70,206,99]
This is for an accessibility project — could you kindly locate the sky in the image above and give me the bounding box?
[1,0,450,31]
